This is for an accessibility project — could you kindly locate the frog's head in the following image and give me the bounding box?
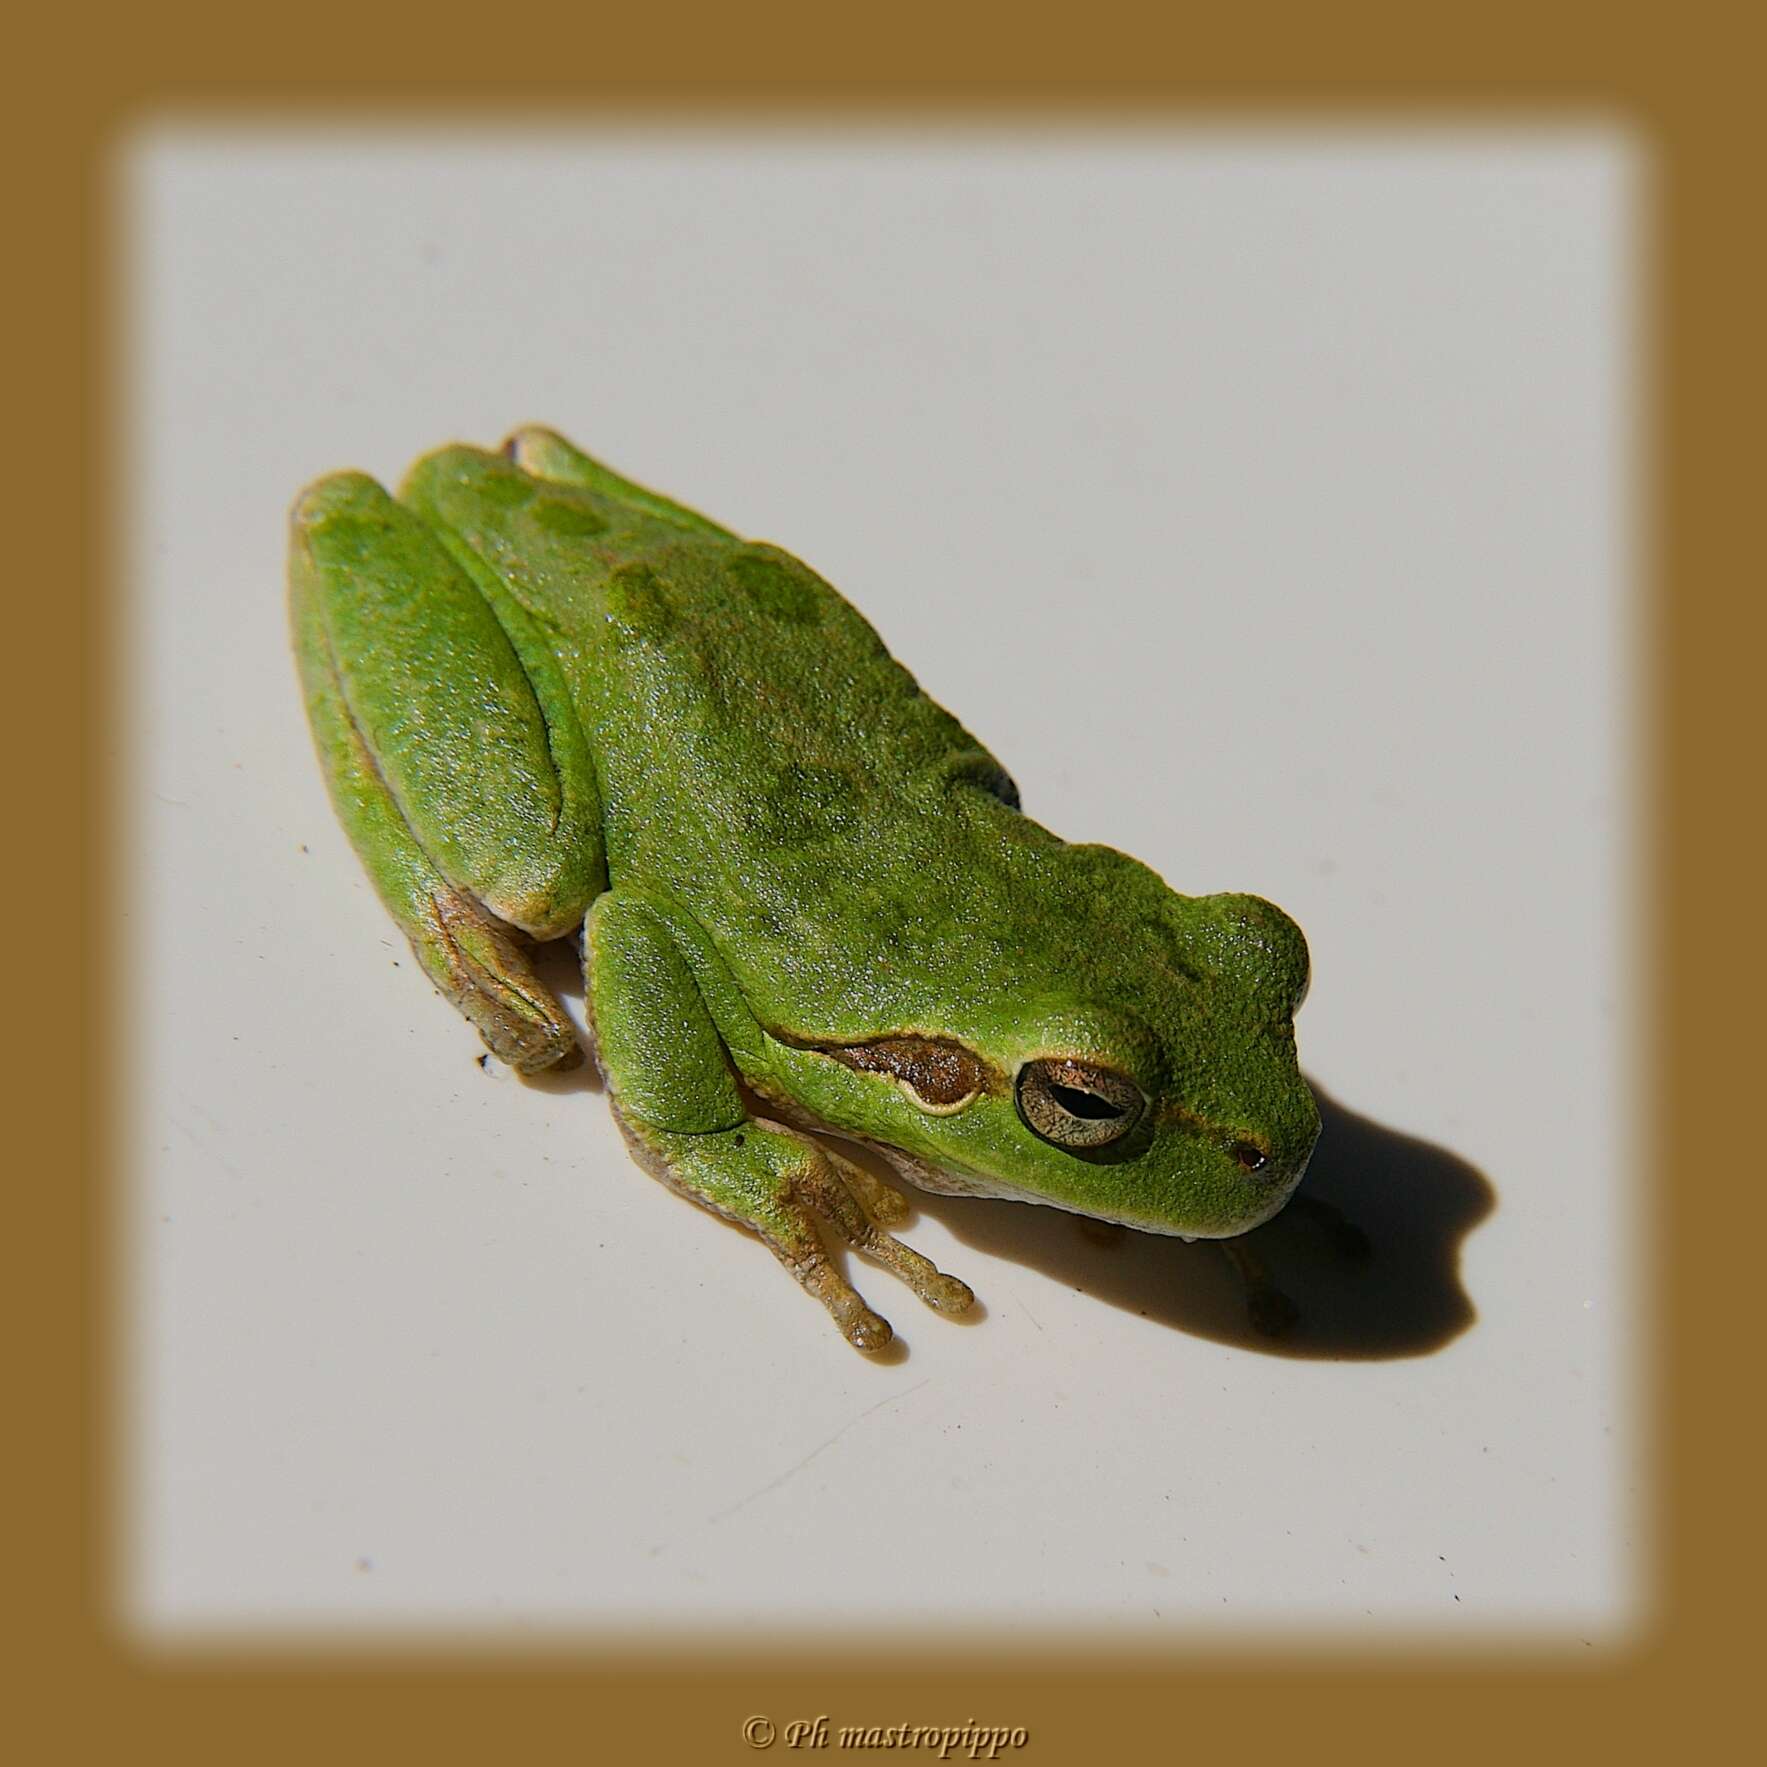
[769,864,1319,1239]
[982,886,1322,1239]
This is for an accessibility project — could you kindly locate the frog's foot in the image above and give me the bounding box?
[618,1113,974,1352]
[1217,1236,1300,1337]
[422,887,581,1074]
[782,1130,974,1320]
[817,1149,913,1228]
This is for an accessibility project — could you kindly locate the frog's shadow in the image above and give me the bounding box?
[515,945,1492,1359]
[854,1083,1495,1360]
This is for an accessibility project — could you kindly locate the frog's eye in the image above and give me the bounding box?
[1016,1059,1144,1150]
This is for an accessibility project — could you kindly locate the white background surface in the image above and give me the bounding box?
[125,126,1637,1640]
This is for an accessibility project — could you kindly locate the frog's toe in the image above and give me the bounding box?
[783,1244,895,1352]
[796,1149,976,1319]
[841,1304,896,1354]
[936,1274,977,1314]
[832,1156,912,1227]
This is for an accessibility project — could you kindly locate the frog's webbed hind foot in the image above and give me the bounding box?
[617,1112,974,1353]
[421,888,581,1074]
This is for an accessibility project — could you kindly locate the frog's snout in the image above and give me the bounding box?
[1254,1119,1321,1220]
[1212,1104,1320,1235]
[1220,1164,1308,1237]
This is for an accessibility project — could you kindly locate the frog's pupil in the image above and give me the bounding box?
[1049,1083,1124,1120]
[1231,1140,1268,1172]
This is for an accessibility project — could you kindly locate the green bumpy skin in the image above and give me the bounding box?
[289,426,1320,1351]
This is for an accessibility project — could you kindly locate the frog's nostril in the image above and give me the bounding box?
[1231,1140,1269,1174]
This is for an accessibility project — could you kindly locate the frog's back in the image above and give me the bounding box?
[402,444,1016,905]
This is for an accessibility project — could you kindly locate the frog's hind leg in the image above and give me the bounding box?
[290,471,606,1073]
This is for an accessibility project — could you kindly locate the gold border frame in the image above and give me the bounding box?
[22,3,1762,1756]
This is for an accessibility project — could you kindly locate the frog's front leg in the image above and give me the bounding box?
[586,892,975,1351]
[290,472,605,1072]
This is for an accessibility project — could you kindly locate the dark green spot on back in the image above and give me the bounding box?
[727,550,821,626]
[740,761,859,848]
[606,561,675,641]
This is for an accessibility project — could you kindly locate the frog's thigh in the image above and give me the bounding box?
[291,471,604,940]
[290,472,591,1072]
[585,893,975,1350]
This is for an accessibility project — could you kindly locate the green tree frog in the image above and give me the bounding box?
[289,429,1320,1350]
